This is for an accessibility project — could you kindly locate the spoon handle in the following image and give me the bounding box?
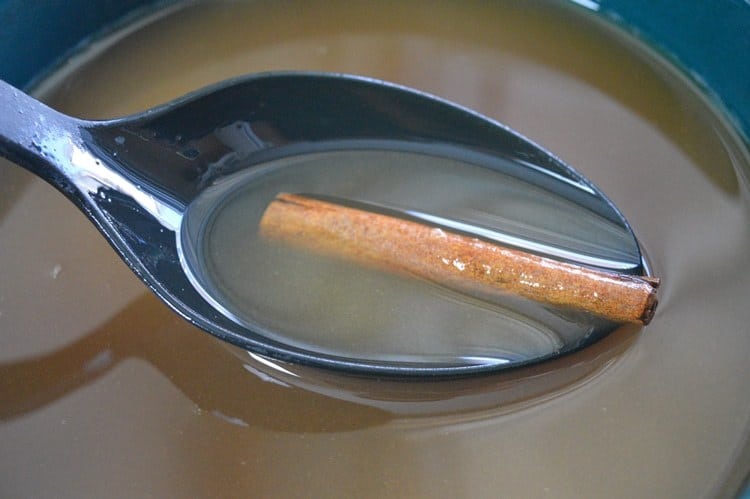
[0,79,84,188]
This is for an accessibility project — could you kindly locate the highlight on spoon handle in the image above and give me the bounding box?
[0,79,84,187]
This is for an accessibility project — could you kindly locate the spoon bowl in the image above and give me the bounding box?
[0,72,645,376]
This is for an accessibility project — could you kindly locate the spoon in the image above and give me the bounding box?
[0,72,646,376]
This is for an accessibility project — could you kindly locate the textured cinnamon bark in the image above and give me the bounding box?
[259,193,659,324]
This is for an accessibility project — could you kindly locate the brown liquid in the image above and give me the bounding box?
[2,1,749,497]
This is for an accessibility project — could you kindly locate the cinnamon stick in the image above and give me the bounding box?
[259,193,659,324]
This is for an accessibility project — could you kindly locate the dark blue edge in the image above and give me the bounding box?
[597,0,750,145]
[0,0,747,144]
[0,0,180,91]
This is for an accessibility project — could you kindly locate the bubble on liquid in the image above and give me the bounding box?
[50,264,62,279]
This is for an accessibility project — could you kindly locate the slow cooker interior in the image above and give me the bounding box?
[1,1,749,497]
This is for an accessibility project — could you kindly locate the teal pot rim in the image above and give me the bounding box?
[0,0,747,143]
[592,0,750,144]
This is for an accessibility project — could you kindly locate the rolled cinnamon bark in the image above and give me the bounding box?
[259,193,659,324]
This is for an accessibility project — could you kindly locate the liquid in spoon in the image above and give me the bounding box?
[178,143,643,369]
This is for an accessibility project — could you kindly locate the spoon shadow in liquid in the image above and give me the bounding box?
[0,294,389,432]
[0,293,642,430]
[0,72,646,376]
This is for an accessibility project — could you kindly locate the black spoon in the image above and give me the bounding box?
[0,72,645,376]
